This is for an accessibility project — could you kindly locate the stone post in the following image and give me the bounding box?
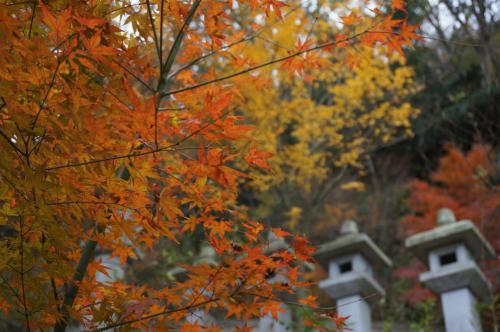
[405,208,495,332]
[314,221,392,332]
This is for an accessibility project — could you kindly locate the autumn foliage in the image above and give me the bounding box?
[0,0,418,330]
[400,143,500,303]
[404,143,499,242]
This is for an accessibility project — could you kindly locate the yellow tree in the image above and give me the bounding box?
[237,4,420,231]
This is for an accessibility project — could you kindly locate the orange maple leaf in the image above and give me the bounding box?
[245,148,273,170]
[340,12,359,26]
[391,0,407,12]
[271,227,290,238]
[299,295,317,308]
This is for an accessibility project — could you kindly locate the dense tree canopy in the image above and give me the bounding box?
[0,0,419,330]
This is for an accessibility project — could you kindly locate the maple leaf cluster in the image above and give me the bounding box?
[0,0,419,330]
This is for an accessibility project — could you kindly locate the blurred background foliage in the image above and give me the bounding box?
[127,0,500,329]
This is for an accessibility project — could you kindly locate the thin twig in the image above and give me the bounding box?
[99,285,376,330]
[153,0,166,148]
[154,0,202,147]
[166,3,302,82]
[366,30,485,47]
[50,277,60,312]
[159,0,165,70]
[0,129,24,157]
[241,291,378,311]
[2,1,34,6]
[112,60,155,92]
[159,0,202,85]
[31,60,60,131]
[158,106,186,111]
[103,2,147,16]
[164,29,476,98]
[256,35,292,51]
[27,129,45,155]
[154,94,160,148]
[0,275,23,307]
[145,0,162,68]
[28,0,36,39]
[51,32,78,54]
[19,219,31,331]
[0,96,6,110]
[97,297,220,331]
[0,174,28,200]
[161,29,369,97]
[46,200,141,212]
[45,110,231,171]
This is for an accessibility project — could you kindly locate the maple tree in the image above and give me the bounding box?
[0,0,418,330]
[398,143,500,303]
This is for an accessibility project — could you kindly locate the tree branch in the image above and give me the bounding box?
[159,0,202,87]
[241,291,378,311]
[46,200,141,213]
[161,30,369,97]
[45,111,231,171]
[0,128,24,157]
[104,2,147,16]
[19,219,31,332]
[159,0,165,70]
[153,0,202,147]
[28,0,36,39]
[31,60,60,132]
[2,1,35,6]
[145,0,162,69]
[97,297,220,331]
[112,59,155,92]
[166,3,302,82]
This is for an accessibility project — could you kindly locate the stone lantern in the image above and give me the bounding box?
[405,208,495,332]
[314,220,391,332]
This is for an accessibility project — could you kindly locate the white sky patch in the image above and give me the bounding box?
[418,0,498,42]
[255,13,265,25]
[113,0,143,37]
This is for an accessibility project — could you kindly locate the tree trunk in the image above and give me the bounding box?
[53,238,97,332]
